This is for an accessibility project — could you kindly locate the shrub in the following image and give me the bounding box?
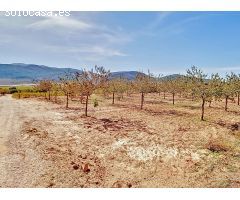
[12,92,45,99]
[0,88,8,95]
[9,87,18,94]
[93,98,99,107]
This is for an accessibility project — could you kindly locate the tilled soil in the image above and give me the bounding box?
[0,94,240,187]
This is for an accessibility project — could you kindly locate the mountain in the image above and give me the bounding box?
[0,63,81,84]
[160,74,184,80]
[110,71,143,80]
[0,63,183,85]
[0,63,144,85]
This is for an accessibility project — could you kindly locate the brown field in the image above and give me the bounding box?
[0,93,240,188]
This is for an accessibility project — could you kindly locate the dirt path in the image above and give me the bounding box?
[0,95,20,153]
[0,95,63,187]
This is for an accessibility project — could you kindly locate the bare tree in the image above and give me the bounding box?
[35,80,53,100]
[134,72,155,109]
[59,73,75,109]
[222,73,236,111]
[75,66,110,116]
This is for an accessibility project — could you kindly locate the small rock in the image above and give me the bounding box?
[47,183,54,188]
[27,128,38,133]
[112,180,131,188]
[73,164,79,170]
[230,123,239,131]
[82,163,90,173]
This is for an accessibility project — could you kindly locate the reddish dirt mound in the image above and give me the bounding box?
[216,120,240,131]
[82,117,153,134]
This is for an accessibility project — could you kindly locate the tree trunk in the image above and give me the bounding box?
[238,92,239,106]
[201,98,205,121]
[80,94,83,104]
[140,92,144,109]
[66,93,69,109]
[55,92,57,103]
[225,96,228,111]
[163,92,166,99]
[85,95,89,116]
[48,90,51,100]
[112,92,115,104]
[172,93,175,105]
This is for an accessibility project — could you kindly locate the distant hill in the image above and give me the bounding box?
[0,63,183,85]
[0,63,81,84]
[110,71,144,80]
[0,63,144,85]
[160,74,184,80]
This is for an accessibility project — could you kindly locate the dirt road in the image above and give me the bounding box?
[0,95,52,187]
[0,95,19,153]
[0,95,80,187]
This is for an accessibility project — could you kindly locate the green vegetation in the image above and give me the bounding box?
[0,85,36,97]
[93,98,99,107]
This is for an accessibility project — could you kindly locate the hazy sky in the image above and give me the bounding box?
[0,11,240,75]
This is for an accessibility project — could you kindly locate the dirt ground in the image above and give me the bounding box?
[0,93,240,188]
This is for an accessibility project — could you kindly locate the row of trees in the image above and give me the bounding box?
[35,66,110,116]
[34,66,240,120]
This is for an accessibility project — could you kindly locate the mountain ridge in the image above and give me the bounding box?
[0,63,181,85]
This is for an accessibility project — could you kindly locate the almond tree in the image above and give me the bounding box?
[158,79,168,99]
[222,73,236,111]
[36,80,53,100]
[108,78,127,104]
[236,74,240,106]
[75,66,110,116]
[59,73,75,109]
[207,73,223,107]
[230,73,240,105]
[134,72,155,109]
[156,74,163,96]
[165,78,182,105]
[186,66,211,121]
[126,80,135,97]
[52,82,61,103]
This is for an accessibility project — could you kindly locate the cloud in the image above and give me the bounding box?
[27,16,92,31]
[27,15,131,44]
[43,44,127,62]
[24,14,131,60]
[147,12,172,30]
[136,12,203,38]
[0,14,129,63]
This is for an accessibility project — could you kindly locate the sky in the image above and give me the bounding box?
[0,11,240,76]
